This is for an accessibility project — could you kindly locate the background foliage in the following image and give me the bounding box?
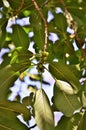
[0,0,86,130]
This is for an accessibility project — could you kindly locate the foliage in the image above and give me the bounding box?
[0,0,86,130]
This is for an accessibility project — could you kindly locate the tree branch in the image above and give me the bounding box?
[15,0,25,15]
[60,0,86,59]
[31,0,48,52]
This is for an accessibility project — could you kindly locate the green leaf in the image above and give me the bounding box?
[48,12,67,36]
[7,0,46,13]
[11,25,29,49]
[55,80,77,95]
[55,112,86,130]
[10,47,33,66]
[0,100,31,121]
[55,116,69,130]
[0,65,31,126]
[0,1,3,7]
[49,62,81,93]
[0,107,29,130]
[66,1,86,26]
[77,112,86,130]
[22,93,34,106]
[34,89,54,130]
[53,85,81,117]
[11,51,33,73]
[0,52,10,68]
[54,13,67,33]
[0,65,18,101]
[30,10,45,51]
[0,9,7,49]
[0,56,32,101]
[55,112,84,130]
[82,91,86,108]
[0,23,7,49]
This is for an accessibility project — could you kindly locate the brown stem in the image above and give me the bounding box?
[15,0,25,15]
[41,0,50,8]
[32,0,48,52]
[60,0,83,43]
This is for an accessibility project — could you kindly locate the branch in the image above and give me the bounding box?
[15,0,25,15]
[60,0,86,59]
[41,0,50,8]
[31,0,48,52]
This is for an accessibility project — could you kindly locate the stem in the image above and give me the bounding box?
[40,73,43,89]
[32,0,48,52]
[15,0,24,15]
[41,0,50,8]
[60,0,84,49]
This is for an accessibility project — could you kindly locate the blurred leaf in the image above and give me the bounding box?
[82,91,86,108]
[0,8,8,49]
[0,64,31,123]
[66,1,86,26]
[0,100,31,121]
[10,47,33,64]
[0,23,7,49]
[0,49,33,100]
[54,13,67,33]
[8,0,34,11]
[77,112,86,130]
[53,85,81,117]
[49,62,81,92]
[34,89,55,130]
[48,12,67,36]
[0,52,10,68]
[10,50,33,73]
[11,25,29,49]
[0,1,3,7]
[48,38,75,62]
[55,80,77,95]
[0,65,18,101]
[22,96,32,106]
[55,112,86,130]
[22,93,34,106]
[30,10,45,51]
[7,0,46,16]
[0,107,29,130]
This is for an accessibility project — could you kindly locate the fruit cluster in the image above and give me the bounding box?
[36,50,49,73]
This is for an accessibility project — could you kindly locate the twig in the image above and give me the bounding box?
[41,0,50,8]
[60,0,76,31]
[32,0,48,52]
[15,0,25,15]
[60,0,86,58]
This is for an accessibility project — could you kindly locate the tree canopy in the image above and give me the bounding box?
[0,0,86,130]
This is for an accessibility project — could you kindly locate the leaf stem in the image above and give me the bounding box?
[40,73,43,89]
[32,0,48,52]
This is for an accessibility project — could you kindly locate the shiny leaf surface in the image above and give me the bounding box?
[11,25,29,49]
[34,89,54,130]
[49,62,81,93]
[53,85,81,117]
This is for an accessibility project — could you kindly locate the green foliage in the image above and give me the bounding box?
[11,25,29,49]
[0,0,86,130]
[53,85,81,117]
[55,112,86,130]
[34,89,54,130]
[49,62,81,92]
[0,107,29,130]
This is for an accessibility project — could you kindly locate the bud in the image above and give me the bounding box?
[3,0,10,8]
